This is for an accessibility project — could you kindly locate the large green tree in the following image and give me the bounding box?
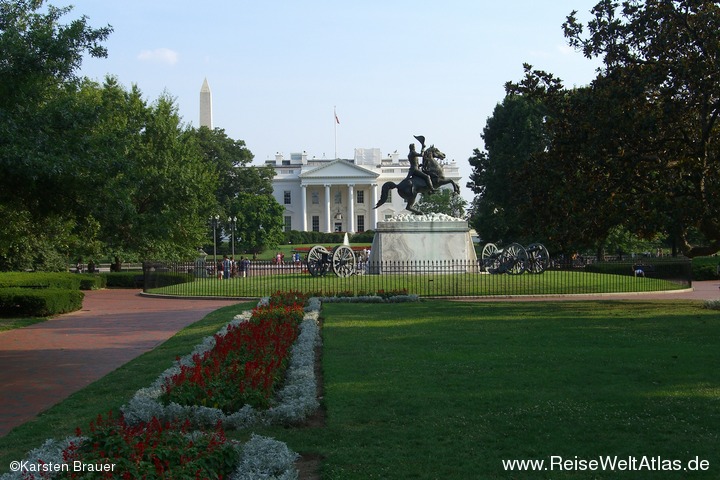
[466,94,550,246]
[0,0,112,269]
[471,0,720,257]
[186,127,284,256]
[0,1,219,268]
[561,0,720,256]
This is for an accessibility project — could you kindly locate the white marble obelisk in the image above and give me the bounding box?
[199,78,213,128]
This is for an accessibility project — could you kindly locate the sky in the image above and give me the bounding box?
[62,0,604,202]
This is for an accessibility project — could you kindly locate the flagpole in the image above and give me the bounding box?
[334,106,337,159]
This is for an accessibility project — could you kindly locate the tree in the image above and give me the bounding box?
[562,0,720,257]
[0,0,111,106]
[187,127,284,255]
[88,82,217,260]
[414,187,467,218]
[0,0,112,269]
[466,94,550,246]
[233,192,285,257]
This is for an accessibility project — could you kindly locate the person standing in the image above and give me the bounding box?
[222,255,232,279]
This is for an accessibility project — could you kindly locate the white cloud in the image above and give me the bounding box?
[137,48,179,66]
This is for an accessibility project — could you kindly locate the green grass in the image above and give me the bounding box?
[0,301,255,469]
[3,300,718,479]
[252,300,720,479]
[0,316,47,332]
[148,270,685,298]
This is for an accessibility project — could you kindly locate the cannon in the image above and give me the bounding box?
[306,245,357,277]
[481,242,550,275]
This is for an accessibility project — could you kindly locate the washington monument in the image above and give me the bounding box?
[199,78,212,128]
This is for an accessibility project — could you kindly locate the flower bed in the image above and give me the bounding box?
[160,303,303,412]
[1,291,314,480]
[122,294,320,430]
[2,291,418,480]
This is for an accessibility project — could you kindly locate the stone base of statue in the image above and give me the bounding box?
[367,213,478,274]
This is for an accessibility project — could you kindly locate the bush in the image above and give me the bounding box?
[0,272,82,290]
[78,274,106,290]
[0,288,84,317]
[102,271,143,288]
[691,257,720,280]
[350,229,375,243]
[584,259,691,280]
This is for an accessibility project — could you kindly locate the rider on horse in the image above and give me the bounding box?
[408,141,436,193]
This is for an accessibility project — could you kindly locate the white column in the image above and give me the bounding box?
[370,183,378,229]
[300,185,307,231]
[347,184,355,233]
[324,184,332,233]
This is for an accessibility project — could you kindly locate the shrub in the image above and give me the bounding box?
[102,272,142,288]
[0,272,82,290]
[77,274,106,290]
[0,288,84,317]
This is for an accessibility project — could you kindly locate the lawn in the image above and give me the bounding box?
[254,300,720,479]
[147,270,685,298]
[2,300,718,479]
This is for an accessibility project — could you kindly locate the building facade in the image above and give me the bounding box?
[266,148,461,233]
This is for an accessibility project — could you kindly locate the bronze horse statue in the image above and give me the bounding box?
[374,145,460,215]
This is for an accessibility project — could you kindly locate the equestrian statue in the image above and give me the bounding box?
[374,135,460,215]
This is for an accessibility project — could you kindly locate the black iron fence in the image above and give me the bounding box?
[142,257,692,299]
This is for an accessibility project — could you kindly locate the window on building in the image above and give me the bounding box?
[284,191,291,204]
[357,215,365,232]
[311,191,319,204]
[312,216,320,232]
[357,190,364,204]
[387,190,392,202]
[284,216,292,232]
[384,214,393,221]
[334,191,342,204]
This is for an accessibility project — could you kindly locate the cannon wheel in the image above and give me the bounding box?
[481,243,500,273]
[307,245,330,277]
[331,245,356,277]
[526,243,550,274]
[500,242,528,275]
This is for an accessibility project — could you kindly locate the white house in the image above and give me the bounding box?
[266,148,461,233]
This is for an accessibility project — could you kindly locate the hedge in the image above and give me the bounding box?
[102,272,143,289]
[583,259,691,280]
[0,288,84,317]
[0,272,82,290]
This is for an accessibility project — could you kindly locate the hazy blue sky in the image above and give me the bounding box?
[64,0,603,201]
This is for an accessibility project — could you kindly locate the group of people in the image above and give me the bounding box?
[272,251,303,265]
[214,255,251,279]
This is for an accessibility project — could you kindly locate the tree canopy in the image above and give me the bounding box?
[0,0,283,270]
[468,0,720,257]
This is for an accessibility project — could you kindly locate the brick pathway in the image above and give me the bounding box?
[1,282,718,437]
[0,289,239,437]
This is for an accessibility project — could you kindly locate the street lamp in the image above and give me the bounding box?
[228,216,237,259]
[210,215,219,264]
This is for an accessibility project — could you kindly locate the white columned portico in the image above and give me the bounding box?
[370,183,378,230]
[347,184,355,233]
[300,185,308,231]
[324,184,332,233]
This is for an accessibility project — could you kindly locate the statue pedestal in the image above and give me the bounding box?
[368,213,478,273]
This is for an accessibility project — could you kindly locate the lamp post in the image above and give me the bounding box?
[228,216,237,259]
[210,215,219,265]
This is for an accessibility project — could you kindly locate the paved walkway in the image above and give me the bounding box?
[0,290,240,437]
[1,283,718,437]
